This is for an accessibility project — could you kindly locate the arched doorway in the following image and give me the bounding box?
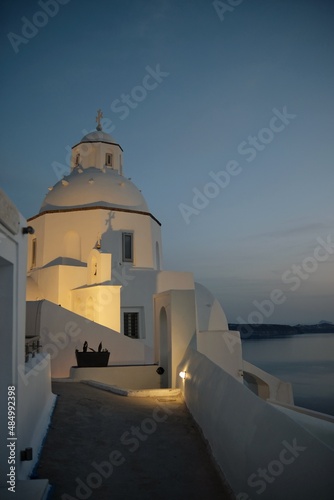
[159,307,169,388]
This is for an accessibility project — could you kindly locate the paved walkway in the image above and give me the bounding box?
[35,382,234,500]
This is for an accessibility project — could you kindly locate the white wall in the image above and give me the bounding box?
[195,282,229,331]
[0,189,54,488]
[156,270,194,293]
[28,209,161,272]
[69,364,161,389]
[71,284,121,331]
[17,354,56,479]
[26,276,44,301]
[72,140,123,173]
[269,401,334,450]
[197,330,244,382]
[119,269,157,339]
[34,264,87,309]
[0,205,18,485]
[28,300,149,378]
[243,360,294,404]
[178,347,334,499]
[154,290,197,388]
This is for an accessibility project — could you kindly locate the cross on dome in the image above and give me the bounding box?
[96,109,103,131]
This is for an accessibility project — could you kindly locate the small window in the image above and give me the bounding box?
[105,153,113,166]
[122,232,133,262]
[31,238,37,268]
[124,312,139,338]
[75,153,80,166]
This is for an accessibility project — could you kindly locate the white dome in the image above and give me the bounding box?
[76,130,120,147]
[40,167,149,213]
[195,282,229,331]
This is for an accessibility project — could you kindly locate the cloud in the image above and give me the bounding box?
[249,221,332,240]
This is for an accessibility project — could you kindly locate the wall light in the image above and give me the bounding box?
[179,371,186,380]
[22,226,35,235]
[20,447,33,461]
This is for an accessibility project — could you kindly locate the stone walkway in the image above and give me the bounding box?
[35,382,234,499]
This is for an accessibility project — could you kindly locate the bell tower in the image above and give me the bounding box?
[71,110,124,175]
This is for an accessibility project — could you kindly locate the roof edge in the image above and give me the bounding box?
[28,205,161,226]
[72,140,124,151]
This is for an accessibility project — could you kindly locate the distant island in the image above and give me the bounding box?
[228,321,334,339]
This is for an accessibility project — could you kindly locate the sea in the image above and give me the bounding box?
[241,333,334,417]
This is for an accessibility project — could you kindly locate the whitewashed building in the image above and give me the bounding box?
[0,189,55,499]
[3,112,334,499]
[26,115,244,388]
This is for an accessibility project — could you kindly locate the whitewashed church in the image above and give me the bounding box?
[1,112,333,499]
[26,111,241,387]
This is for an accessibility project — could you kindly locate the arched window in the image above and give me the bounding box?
[31,238,37,268]
[122,232,133,262]
[105,153,113,167]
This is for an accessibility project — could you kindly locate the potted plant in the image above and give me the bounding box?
[75,341,110,367]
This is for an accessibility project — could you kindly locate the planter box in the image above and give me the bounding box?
[75,351,110,367]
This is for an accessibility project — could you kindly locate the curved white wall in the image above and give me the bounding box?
[243,359,294,404]
[197,330,244,382]
[178,347,334,499]
[27,209,162,271]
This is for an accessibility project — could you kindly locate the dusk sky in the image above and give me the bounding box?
[1,0,333,324]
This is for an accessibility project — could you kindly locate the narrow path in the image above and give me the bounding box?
[36,382,234,500]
